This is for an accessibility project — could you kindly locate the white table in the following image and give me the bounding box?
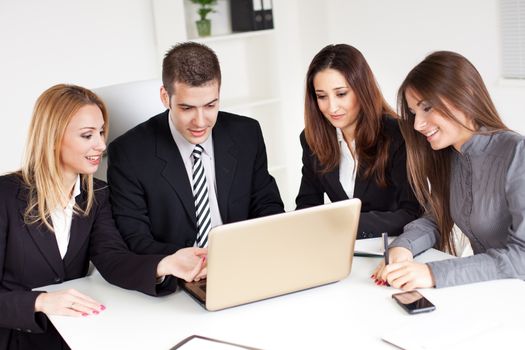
[39,250,525,350]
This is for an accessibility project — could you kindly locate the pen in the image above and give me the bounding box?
[382,232,389,265]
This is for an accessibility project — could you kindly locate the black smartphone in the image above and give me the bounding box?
[392,291,436,314]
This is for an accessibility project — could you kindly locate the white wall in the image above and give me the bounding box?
[1,0,524,192]
[0,0,159,174]
[318,0,525,132]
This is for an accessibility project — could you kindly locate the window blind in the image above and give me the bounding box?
[501,0,525,79]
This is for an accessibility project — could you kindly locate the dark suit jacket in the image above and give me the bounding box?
[0,174,174,350]
[107,110,284,255]
[296,117,421,238]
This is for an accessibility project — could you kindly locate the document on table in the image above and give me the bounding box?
[381,313,502,350]
[354,237,394,257]
[170,335,262,350]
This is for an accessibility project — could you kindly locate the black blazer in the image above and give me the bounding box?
[0,174,174,350]
[296,117,421,238]
[107,110,284,255]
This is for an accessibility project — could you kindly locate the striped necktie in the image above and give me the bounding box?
[191,144,211,247]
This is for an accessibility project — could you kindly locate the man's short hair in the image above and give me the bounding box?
[162,42,221,95]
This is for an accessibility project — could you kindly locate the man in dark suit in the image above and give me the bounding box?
[107,42,284,256]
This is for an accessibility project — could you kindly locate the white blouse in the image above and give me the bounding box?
[50,176,81,259]
[337,128,357,198]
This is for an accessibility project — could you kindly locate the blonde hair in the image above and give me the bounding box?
[21,84,108,231]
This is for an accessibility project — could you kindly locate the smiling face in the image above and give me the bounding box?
[405,88,475,151]
[161,80,220,145]
[60,104,106,183]
[313,68,360,141]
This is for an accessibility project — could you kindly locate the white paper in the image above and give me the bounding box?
[381,313,502,350]
[354,237,393,256]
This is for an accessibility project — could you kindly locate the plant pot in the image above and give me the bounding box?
[196,19,211,37]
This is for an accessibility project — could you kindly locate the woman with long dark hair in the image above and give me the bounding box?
[374,51,525,289]
[296,44,420,238]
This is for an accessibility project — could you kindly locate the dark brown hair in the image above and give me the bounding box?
[304,44,395,186]
[397,51,507,254]
[162,41,221,95]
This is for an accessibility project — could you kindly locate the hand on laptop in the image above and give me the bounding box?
[156,247,208,282]
[371,247,413,286]
[194,265,207,282]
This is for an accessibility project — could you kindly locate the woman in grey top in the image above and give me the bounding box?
[373,51,525,289]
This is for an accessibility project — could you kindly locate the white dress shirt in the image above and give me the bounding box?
[337,128,358,198]
[50,176,81,259]
[168,113,223,236]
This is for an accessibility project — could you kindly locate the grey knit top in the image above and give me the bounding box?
[390,130,525,287]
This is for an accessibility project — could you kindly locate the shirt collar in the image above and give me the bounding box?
[336,128,344,143]
[336,128,355,148]
[64,176,81,210]
[72,176,81,198]
[458,126,492,155]
[168,111,214,160]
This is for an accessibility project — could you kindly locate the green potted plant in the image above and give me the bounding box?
[190,0,218,37]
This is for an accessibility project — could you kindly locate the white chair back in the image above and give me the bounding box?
[93,79,164,180]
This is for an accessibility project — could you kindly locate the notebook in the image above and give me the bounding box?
[182,198,361,311]
[354,236,395,257]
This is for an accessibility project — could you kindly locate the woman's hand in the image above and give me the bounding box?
[35,289,105,317]
[156,247,207,282]
[381,261,435,290]
[371,247,413,285]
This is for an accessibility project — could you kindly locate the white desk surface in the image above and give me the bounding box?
[39,249,525,350]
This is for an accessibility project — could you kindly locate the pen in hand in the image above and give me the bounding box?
[382,232,389,266]
[382,232,390,286]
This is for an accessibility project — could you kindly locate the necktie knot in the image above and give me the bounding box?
[192,144,204,160]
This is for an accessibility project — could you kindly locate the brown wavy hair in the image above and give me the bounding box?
[304,44,395,186]
[397,51,507,254]
[21,84,109,231]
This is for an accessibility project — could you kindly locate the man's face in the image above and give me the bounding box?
[161,80,220,145]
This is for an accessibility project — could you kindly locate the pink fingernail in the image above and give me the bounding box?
[92,310,99,315]
[82,313,88,317]
[100,305,106,311]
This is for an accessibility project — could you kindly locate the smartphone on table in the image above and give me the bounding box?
[392,291,436,314]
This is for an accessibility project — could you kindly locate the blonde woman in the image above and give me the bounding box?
[0,84,206,350]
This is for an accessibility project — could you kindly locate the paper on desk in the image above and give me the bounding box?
[170,335,261,350]
[381,313,502,350]
[354,237,394,257]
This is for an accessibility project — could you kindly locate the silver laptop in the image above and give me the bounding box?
[182,198,361,311]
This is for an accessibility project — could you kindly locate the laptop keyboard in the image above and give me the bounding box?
[196,279,207,293]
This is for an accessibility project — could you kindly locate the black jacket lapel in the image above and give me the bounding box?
[17,188,65,277]
[212,115,237,221]
[324,167,349,200]
[353,170,371,199]
[155,113,197,226]
[62,191,91,266]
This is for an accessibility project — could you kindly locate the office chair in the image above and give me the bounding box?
[93,79,164,180]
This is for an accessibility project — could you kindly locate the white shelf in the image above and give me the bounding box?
[191,29,275,43]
